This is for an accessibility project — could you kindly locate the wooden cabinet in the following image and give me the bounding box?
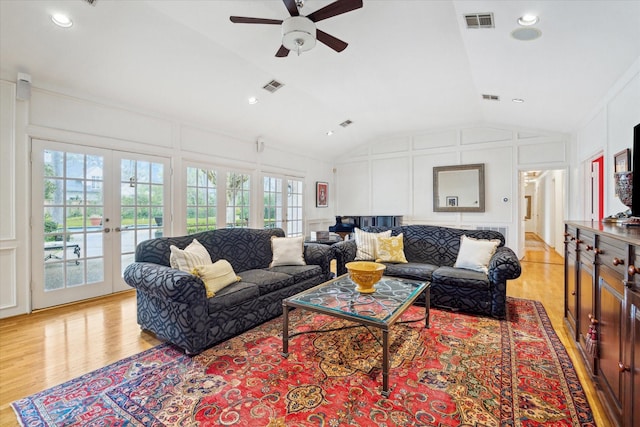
[564,222,640,427]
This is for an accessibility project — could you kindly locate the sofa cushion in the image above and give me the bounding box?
[270,236,306,267]
[454,235,500,274]
[432,266,490,290]
[238,269,294,295]
[376,233,408,263]
[169,239,212,271]
[191,260,241,298]
[207,281,260,313]
[354,228,391,261]
[381,262,438,281]
[270,265,322,283]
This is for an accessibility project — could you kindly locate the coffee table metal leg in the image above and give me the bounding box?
[381,329,390,397]
[282,303,289,357]
[425,287,431,329]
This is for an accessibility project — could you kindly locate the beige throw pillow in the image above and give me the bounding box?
[191,260,240,298]
[270,236,306,267]
[376,233,408,263]
[454,235,500,274]
[169,239,212,272]
[354,228,392,261]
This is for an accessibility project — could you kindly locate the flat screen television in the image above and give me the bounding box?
[632,123,640,218]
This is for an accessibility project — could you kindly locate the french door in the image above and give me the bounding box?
[263,175,304,236]
[31,140,170,309]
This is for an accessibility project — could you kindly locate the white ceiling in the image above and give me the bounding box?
[1,0,639,160]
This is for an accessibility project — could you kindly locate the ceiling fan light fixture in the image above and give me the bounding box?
[282,16,316,54]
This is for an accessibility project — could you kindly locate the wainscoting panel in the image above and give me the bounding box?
[0,81,15,241]
[0,247,17,310]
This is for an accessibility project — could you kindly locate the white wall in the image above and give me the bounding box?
[0,82,336,318]
[335,126,570,254]
[571,57,640,221]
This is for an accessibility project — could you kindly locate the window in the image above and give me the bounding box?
[186,167,217,233]
[263,176,283,229]
[226,172,250,228]
[287,179,303,236]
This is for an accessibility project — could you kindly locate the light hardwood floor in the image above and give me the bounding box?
[0,234,612,426]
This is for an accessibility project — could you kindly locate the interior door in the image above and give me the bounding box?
[31,140,170,309]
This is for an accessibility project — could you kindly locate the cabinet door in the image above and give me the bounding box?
[598,265,625,425]
[624,290,639,427]
[565,226,578,336]
[579,259,596,373]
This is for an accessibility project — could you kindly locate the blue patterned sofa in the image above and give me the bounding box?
[124,228,332,354]
[331,225,521,318]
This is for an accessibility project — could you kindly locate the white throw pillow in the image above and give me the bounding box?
[191,260,241,298]
[354,228,392,261]
[454,235,500,274]
[270,236,306,267]
[169,239,212,272]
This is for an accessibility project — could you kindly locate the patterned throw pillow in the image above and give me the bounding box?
[376,233,408,263]
[270,236,306,267]
[454,235,500,274]
[169,239,212,272]
[192,260,241,298]
[354,228,392,261]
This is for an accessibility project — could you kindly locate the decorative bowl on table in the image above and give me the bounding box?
[345,261,386,293]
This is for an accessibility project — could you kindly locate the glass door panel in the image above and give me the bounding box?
[34,141,112,308]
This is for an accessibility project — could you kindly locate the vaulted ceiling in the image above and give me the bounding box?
[1,0,639,159]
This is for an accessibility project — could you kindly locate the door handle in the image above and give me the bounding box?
[103,227,111,233]
[115,227,122,232]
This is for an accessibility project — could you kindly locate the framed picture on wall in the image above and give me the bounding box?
[614,148,631,172]
[316,182,328,207]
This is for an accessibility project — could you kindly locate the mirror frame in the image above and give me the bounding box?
[433,163,485,212]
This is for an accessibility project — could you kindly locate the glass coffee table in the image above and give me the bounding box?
[282,274,430,397]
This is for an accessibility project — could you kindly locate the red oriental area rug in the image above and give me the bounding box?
[12,298,594,426]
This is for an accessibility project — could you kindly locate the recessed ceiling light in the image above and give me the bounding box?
[517,14,539,26]
[248,97,258,105]
[512,98,525,103]
[326,131,334,136]
[51,13,73,28]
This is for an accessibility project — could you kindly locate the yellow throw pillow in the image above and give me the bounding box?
[191,260,241,298]
[270,236,306,267]
[376,233,408,263]
[454,235,500,274]
[169,239,212,272]
[354,228,392,261]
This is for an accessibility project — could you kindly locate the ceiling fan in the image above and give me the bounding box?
[230,0,363,57]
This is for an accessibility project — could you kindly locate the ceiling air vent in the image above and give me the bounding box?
[339,119,353,128]
[482,94,500,101]
[464,13,494,29]
[262,79,284,93]
[82,0,98,5]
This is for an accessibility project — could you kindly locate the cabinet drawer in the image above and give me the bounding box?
[596,236,628,279]
[627,245,640,292]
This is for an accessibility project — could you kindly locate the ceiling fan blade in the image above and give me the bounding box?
[316,29,348,52]
[275,45,290,57]
[230,16,283,25]
[282,0,300,17]
[307,0,363,23]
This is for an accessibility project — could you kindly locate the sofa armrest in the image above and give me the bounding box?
[124,262,207,303]
[488,247,522,284]
[331,240,358,276]
[303,243,333,279]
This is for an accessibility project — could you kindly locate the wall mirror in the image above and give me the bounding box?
[433,163,485,212]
